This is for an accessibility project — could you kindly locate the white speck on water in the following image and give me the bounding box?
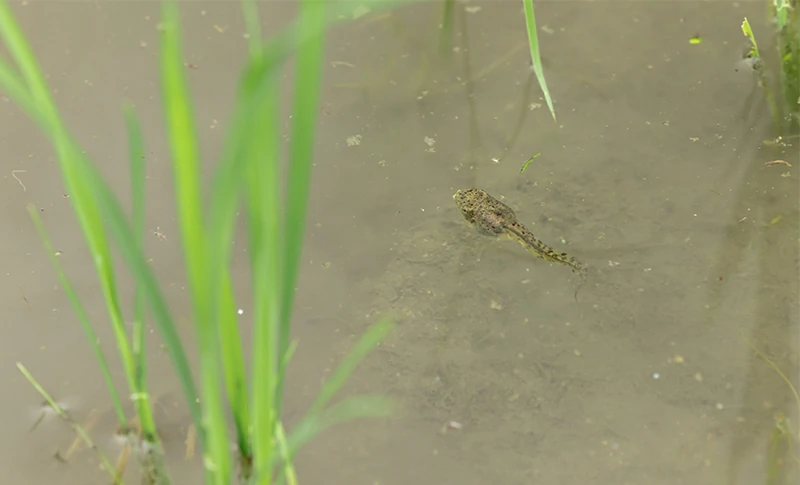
[652,373,660,379]
[237,309,243,315]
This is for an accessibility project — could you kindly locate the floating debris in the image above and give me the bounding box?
[765,159,791,167]
[519,152,542,173]
[346,134,362,147]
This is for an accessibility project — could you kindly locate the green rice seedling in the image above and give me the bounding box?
[0,1,171,480]
[17,363,123,482]
[742,17,780,130]
[435,0,554,120]
[772,0,799,133]
[26,204,127,430]
[522,0,556,121]
[741,2,800,135]
[744,338,800,483]
[1,0,414,483]
[439,0,456,61]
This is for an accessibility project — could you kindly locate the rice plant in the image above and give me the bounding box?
[437,0,555,121]
[0,0,411,483]
[741,0,800,136]
[522,0,556,121]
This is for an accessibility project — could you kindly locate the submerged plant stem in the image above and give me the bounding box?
[17,363,123,484]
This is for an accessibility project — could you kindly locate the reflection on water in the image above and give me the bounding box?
[1,2,797,484]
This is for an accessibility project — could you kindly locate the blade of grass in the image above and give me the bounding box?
[276,0,328,417]
[205,71,259,464]
[742,17,781,131]
[159,2,230,483]
[123,105,160,441]
[308,318,394,415]
[123,106,171,484]
[202,40,302,467]
[521,0,556,121]
[79,156,203,455]
[216,273,249,447]
[439,0,455,61]
[0,0,140,434]
[273,318,394,482]
[27,205,127,427]
[261,395,394,484]
[1,1,204,445]
[278,394,394,473]
[245,46,283,485]
[17,362,123,484]
[0,30,202,470]
[0,59,37,118]
[241,0,263,59]
[0,43,204,458]
[744,337,800,412]
[275,423,298,485]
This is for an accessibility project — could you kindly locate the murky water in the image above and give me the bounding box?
[1,1,798,484]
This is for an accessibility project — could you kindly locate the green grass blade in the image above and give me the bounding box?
[237,0,419,81]
[275,394,394,479]
[276,0,328,415]
[245,52,282,485]
[0,60,39,120]
[27,206,127,427]
[207,137,250,460]
[255,395,394,484]
[216,272,250,450]
[241,0,263,59]
[122,109,168,485]
[122,105,159,440]
[17,363,123,483]
[275,423,298,485]
[203,48,293,464]
[159,2,229,482]
[309,318,393,415]
[295,394,395,448]
[1,22,168,477]
[0,0,58,118]
[1,0,139,432]
[742,17,782,131]
[439,0,455,60]
[275,318,394,481]
[159,2,206,301]
[80,158,204,448]
[521,0,556,121]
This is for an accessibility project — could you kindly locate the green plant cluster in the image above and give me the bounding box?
[0,0,554,483]
[742,1,800,135]
[0,1,409,484]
